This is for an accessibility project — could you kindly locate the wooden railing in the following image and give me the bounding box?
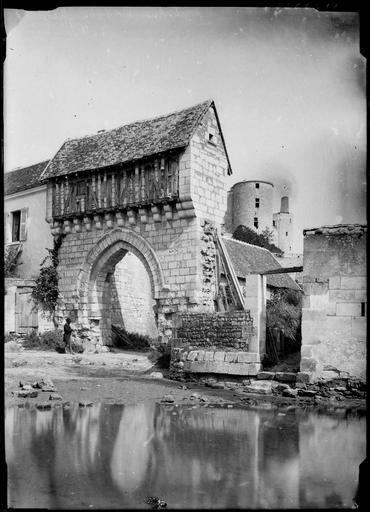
[51,155,179,218]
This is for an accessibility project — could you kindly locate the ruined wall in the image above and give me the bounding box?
[110,252,157,338]
[300,224,366,381]
[170,311,261,377]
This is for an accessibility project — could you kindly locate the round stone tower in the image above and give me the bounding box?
[273,196,293,254]
[229,180,274,234]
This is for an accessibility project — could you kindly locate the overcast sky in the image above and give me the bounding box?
[4,7,366,252]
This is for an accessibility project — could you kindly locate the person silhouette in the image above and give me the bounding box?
[63,317,74,354]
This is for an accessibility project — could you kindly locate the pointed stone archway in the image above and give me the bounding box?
[74,228,166,346]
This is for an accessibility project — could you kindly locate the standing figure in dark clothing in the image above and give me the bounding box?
[63,318,74,354]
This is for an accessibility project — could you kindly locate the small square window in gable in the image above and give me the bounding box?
[207,127,217,145]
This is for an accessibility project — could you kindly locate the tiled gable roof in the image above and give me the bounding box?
[4,160,49,196]
[222,237,301,291]
[41,99,228,180]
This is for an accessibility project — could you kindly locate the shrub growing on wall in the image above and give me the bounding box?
[31,235,65,319]
[4,244,23,277]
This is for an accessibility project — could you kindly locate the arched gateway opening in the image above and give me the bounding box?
[75,229,165,346]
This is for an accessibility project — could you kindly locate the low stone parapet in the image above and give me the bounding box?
[170,310,261,378]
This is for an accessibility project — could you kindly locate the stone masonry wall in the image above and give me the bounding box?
[300,224,366,382]
[57,214,202,343]
[170,311,261,377]
[179,105,229,227]
[111,252,158,338]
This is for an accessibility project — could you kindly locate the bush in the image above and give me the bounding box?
[39,329,65,352]
[266,289,302,342]
[22,329,84,353]
[31,235,65,320]
[31,266,59,317]
[22,329,42,349]
[5,333,19,343]
[148,343,171,369]
[111,325,152,351]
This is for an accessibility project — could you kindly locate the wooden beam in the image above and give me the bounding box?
[257,266,303,275]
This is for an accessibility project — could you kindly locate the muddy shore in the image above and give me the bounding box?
[5,349,366,414]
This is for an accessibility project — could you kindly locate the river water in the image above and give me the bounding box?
[5,402,366,509]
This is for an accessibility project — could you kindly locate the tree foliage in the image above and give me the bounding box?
[4,244,23,277]
[31,235,65,317]
[266,288,302,341]
[232,225,282,254]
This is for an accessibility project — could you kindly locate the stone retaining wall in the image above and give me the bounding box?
[170,311,261,377]
[300,224,367,382]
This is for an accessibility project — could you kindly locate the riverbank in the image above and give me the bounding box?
[5,348,366,414]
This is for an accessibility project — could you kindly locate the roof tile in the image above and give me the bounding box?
[4,160,49,196]
[222,237,301,291]
[41,99,213,180]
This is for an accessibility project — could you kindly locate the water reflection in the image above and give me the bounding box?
[6,403,366,509]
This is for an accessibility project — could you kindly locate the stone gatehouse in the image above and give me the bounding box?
[40,100,233,346]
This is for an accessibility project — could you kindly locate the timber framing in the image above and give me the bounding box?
[49,151,181,220]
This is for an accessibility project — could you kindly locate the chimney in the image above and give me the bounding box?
[281,196,289,213]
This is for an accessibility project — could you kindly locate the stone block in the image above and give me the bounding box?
[340,276,366,290]
[336,302,362,317]
[236,352,260,363]
[351,318,366,340]
[329,289,356,302]
[297,389,317,398]
[325,316,352,336]
[300,346,313,358]
[204,351,214,362]
[309,294,330,310]
[257,371,275,380]
[302,310,326,322]
[184,360,261,376]
[224,352,237,363]
[355,290,367,301]
[196,350,205,361]
[243,380,274,395]
[187,351,198,361]
[300,358,317,372]
[274,372,297,383]
[329,276,341,289]
[296,372,310,383]
[214,351,225,361]
[282,388,298,398]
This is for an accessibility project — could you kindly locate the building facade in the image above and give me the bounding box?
[40,100,233,347]
[4,161,52,279]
